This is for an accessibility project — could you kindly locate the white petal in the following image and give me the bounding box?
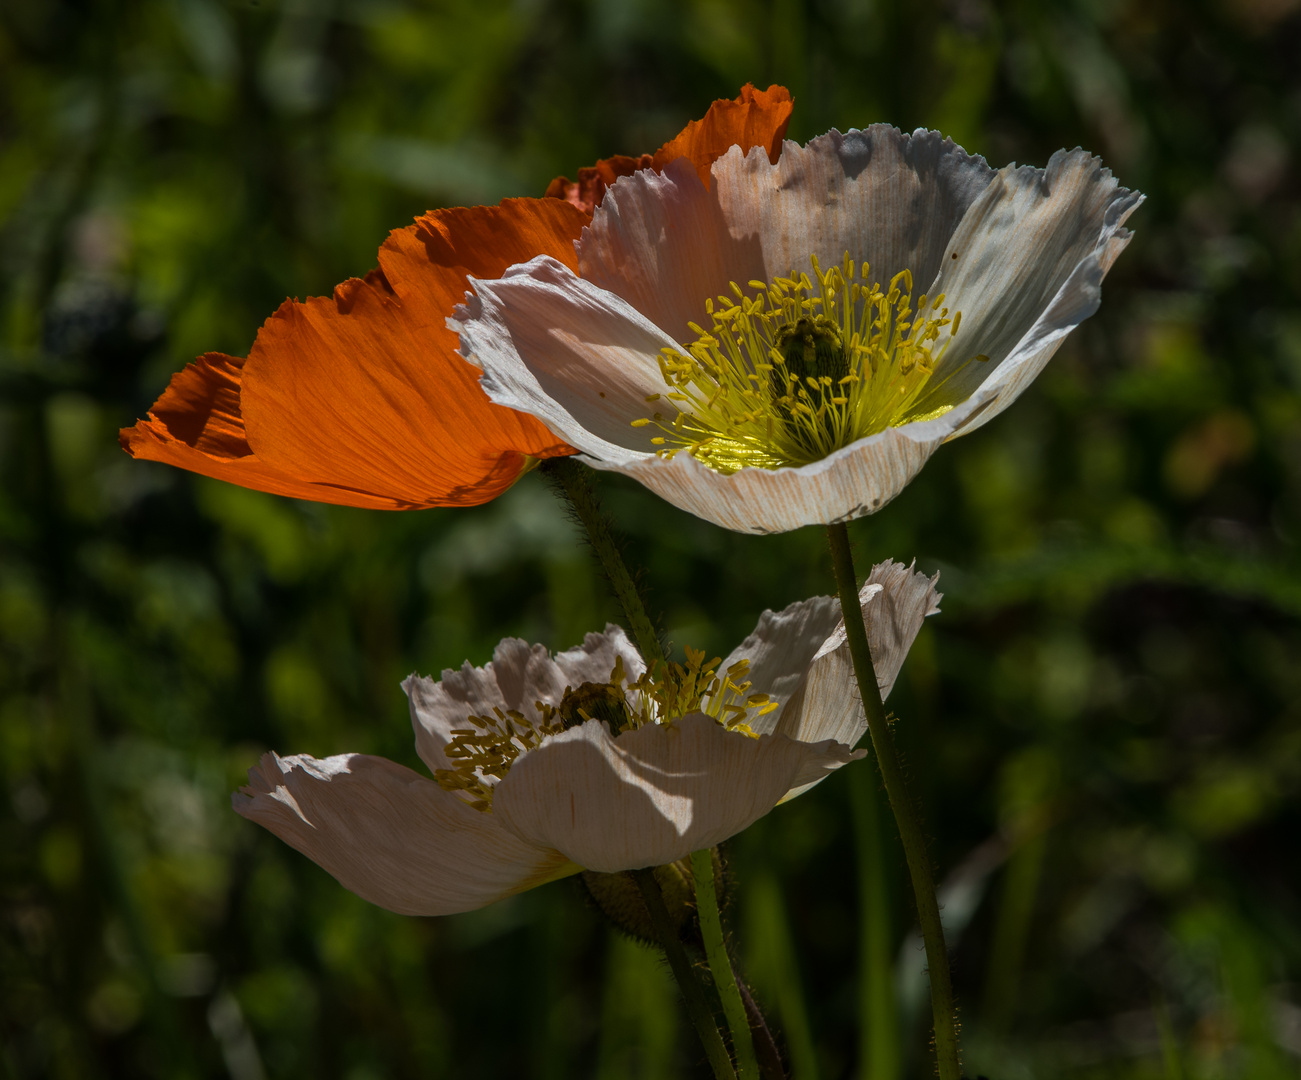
[492,714,859,872]
[775,560,941,800]
[553,623,647,689]
[234,752,575,916]
[926,149,1143,419]
[452,255,680,457]
[712,594,844,735]
[584,418,950,534]
[581,129,996,343]
[405,626,643,776]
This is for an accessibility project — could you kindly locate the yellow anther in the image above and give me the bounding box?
[624,253,983,473]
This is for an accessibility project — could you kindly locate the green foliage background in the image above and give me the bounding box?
[2,0,1300,1077]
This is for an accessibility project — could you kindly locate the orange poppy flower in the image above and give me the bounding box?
[120,85,794,509]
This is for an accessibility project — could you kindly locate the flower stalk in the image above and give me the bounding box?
[825,521,960,1080]
[692,849,760,1079]
[734,969,788,1080]
[541,457,664,665]
[631,868,736,1080]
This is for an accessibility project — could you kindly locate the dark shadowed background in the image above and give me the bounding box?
[2,0,1300,1077]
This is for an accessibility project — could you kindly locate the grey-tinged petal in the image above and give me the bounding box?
[923,149,1143,417]
[712,594,845,735]
[452,255,680,458]
[776,561,941,800]
[405,625,644,776]
[492,714,860,872]
[553,623,647,691]
[234,752,576,916]
[580,129,996,344]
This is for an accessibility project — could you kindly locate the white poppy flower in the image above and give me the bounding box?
[234,560,939,916]
[453,126,1142,534]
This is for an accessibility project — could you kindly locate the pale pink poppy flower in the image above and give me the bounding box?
[235,561,938,915]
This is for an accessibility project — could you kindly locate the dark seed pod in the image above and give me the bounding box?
[770,315,849,452]
[773,315,848,386]
[557,681,629,734]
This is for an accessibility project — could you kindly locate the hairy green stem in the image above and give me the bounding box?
[542,457,664,665]
[631,869,736,1080]
[734,963,787,1080]
[692,849,759,1079]
[825,522,960,1080]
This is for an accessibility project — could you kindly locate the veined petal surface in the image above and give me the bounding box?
[239,200,586,507]
[713,594,844,735]
[492,714,859,872]
[234,752,576,916]
[120,353,400,509]
[457,257,684,456]
[777,561,941,751]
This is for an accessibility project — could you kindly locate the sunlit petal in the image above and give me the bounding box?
[492,714,859,872]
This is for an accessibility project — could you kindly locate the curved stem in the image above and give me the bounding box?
[541,457,664,665]
[692,849,759,1079]
[631,869,736,1080]
[825,522,961,1080]
[734,967,787,1080]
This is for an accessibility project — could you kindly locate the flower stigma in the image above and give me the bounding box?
[632,253,989,473]
[433,652,776,812]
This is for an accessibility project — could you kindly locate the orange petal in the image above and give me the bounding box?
[236,197,585,508]
[123,197,586,509]
[543,153,655,216]
[545,83,794,212]
[652,83,794,186]
[119,353,404,509]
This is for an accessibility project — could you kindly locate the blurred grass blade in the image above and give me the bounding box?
[983,748,1057,1032]
[596,931,677,1080]
[981,828,1048,1032]
[850,765,899,1080]
[743,875,821,1080]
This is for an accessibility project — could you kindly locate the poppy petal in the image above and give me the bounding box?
[653,82,794,184]
[456,255,677,455]
[119,352,403,508]
[124,87,796,509]
[776,561,941,753]
[713,594,843,736]
[234,752,577,916]
[492,713,858,872]
[237,198,587,508]
[925,150,1143,418]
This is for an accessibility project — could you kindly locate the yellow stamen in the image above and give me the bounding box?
[633,253,987,474]
[433,652,777,812]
